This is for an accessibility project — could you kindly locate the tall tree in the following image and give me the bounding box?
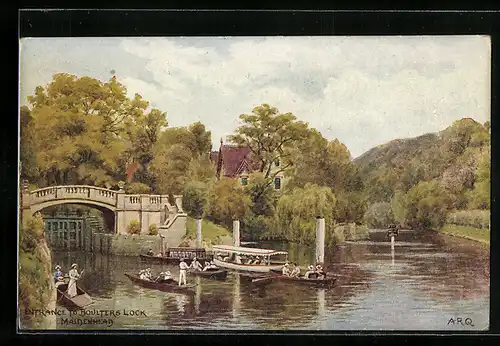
[24,73,154,187]
[228,104,309,181]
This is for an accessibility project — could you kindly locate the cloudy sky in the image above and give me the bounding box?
[19,36,490,158]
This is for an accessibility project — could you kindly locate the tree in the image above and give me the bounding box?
[363,202,395,229]
[20,106,38,181]
[183,181,209,219]
[245,172,277,216]
[151,144,193,195]
[405,180,451,230]
[276,184,336,245]
[23,73,158,187]
[206,178,251,229]
[467,148,490,209]
[228,104,309,181]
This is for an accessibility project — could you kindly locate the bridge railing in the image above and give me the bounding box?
[30,185,118,206]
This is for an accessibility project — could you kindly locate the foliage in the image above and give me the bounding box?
[206,178,251,229]
[148,224,158,236]
[183,181,209,219]
[151,144,193,195]
[24,74,161,187]
[446,210,490,229]
[467,148,490,209]
[363,202,395,229]
[228,104,309,182]
[276,184,336,245]
[127,219,141,235]
[18,213,53,329]
[125,182,152,194]
[404,180,451,230]
[390,190,407,225]
[244,172,277,216]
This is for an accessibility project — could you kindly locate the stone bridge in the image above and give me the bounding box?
[20,185,187,241]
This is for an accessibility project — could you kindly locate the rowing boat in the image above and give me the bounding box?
[124,273,196,293]
[56,283,93,309]
[188,268,228,280]
[252,274,337,287]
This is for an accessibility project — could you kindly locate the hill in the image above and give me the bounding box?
[354,118,490,231]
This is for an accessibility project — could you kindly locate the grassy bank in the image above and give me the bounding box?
[185,217,232,245]
[440,224,490,246]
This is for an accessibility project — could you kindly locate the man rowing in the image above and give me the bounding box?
[155,271,174,283]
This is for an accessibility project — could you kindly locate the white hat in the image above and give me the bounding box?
[71,263,77,268]
[55,265,61,270]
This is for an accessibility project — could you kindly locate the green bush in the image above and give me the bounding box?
[124,182,152,194]
[148,223,158,235]
[127,219,141,235]
[183,181,208,219]
[405,180,451,230]
[446,210,490,229]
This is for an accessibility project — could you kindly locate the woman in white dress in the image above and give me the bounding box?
[67,263,80,297]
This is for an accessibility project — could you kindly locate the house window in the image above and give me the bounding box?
[241,177,248,186]
[274,177,281,190]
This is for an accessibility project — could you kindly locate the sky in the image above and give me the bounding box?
[19,36,491,158]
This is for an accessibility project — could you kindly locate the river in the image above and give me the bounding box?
[51,229,489,331]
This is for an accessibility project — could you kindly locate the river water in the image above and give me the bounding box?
[51,230,489,331]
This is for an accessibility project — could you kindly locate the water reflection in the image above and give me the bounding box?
[51,229,489,330]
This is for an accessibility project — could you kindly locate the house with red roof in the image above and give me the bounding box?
[210,138,284,190]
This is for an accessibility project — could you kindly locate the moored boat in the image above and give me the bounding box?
[56,283,93,309]
[124,273,196,293]
[211,245,288,273]
[140,247,212,264]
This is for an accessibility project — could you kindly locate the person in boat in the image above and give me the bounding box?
[304,264,316,279]
[178,258,189,286]
[290,263,301,278]
[156,270,174,283]
[315,264,326,279]
[155,252,163,257]
[139,270,148,280]
[190,257,203,271]
[246,256,254,264]
[282,262,291,276]
[209,260,217,269]
[54,265,64,284]
[235,254,242,264]
[145,268,153,280]
[253,256,261,265]
[146,248,154,256]
[67,263,81,298]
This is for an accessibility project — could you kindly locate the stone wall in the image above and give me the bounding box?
[92,233,164,256]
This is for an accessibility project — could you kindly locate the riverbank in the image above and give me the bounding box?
[440,224,490,246]
[184,218,232,246]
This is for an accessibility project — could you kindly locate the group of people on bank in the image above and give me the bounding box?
[281,262,326,279]
[53,263,83,298]
[138,257,219,286]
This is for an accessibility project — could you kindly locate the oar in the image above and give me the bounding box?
[251,275,275,284]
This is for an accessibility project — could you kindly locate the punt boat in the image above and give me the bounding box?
[124,273,196,294]
[56,282,93,310]
[140,247,212,264]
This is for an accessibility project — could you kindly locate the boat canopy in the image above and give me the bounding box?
[212,245,288,256]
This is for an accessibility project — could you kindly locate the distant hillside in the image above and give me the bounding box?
[355,118,490,208]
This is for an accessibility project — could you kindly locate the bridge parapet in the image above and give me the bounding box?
[30,185,118,208]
